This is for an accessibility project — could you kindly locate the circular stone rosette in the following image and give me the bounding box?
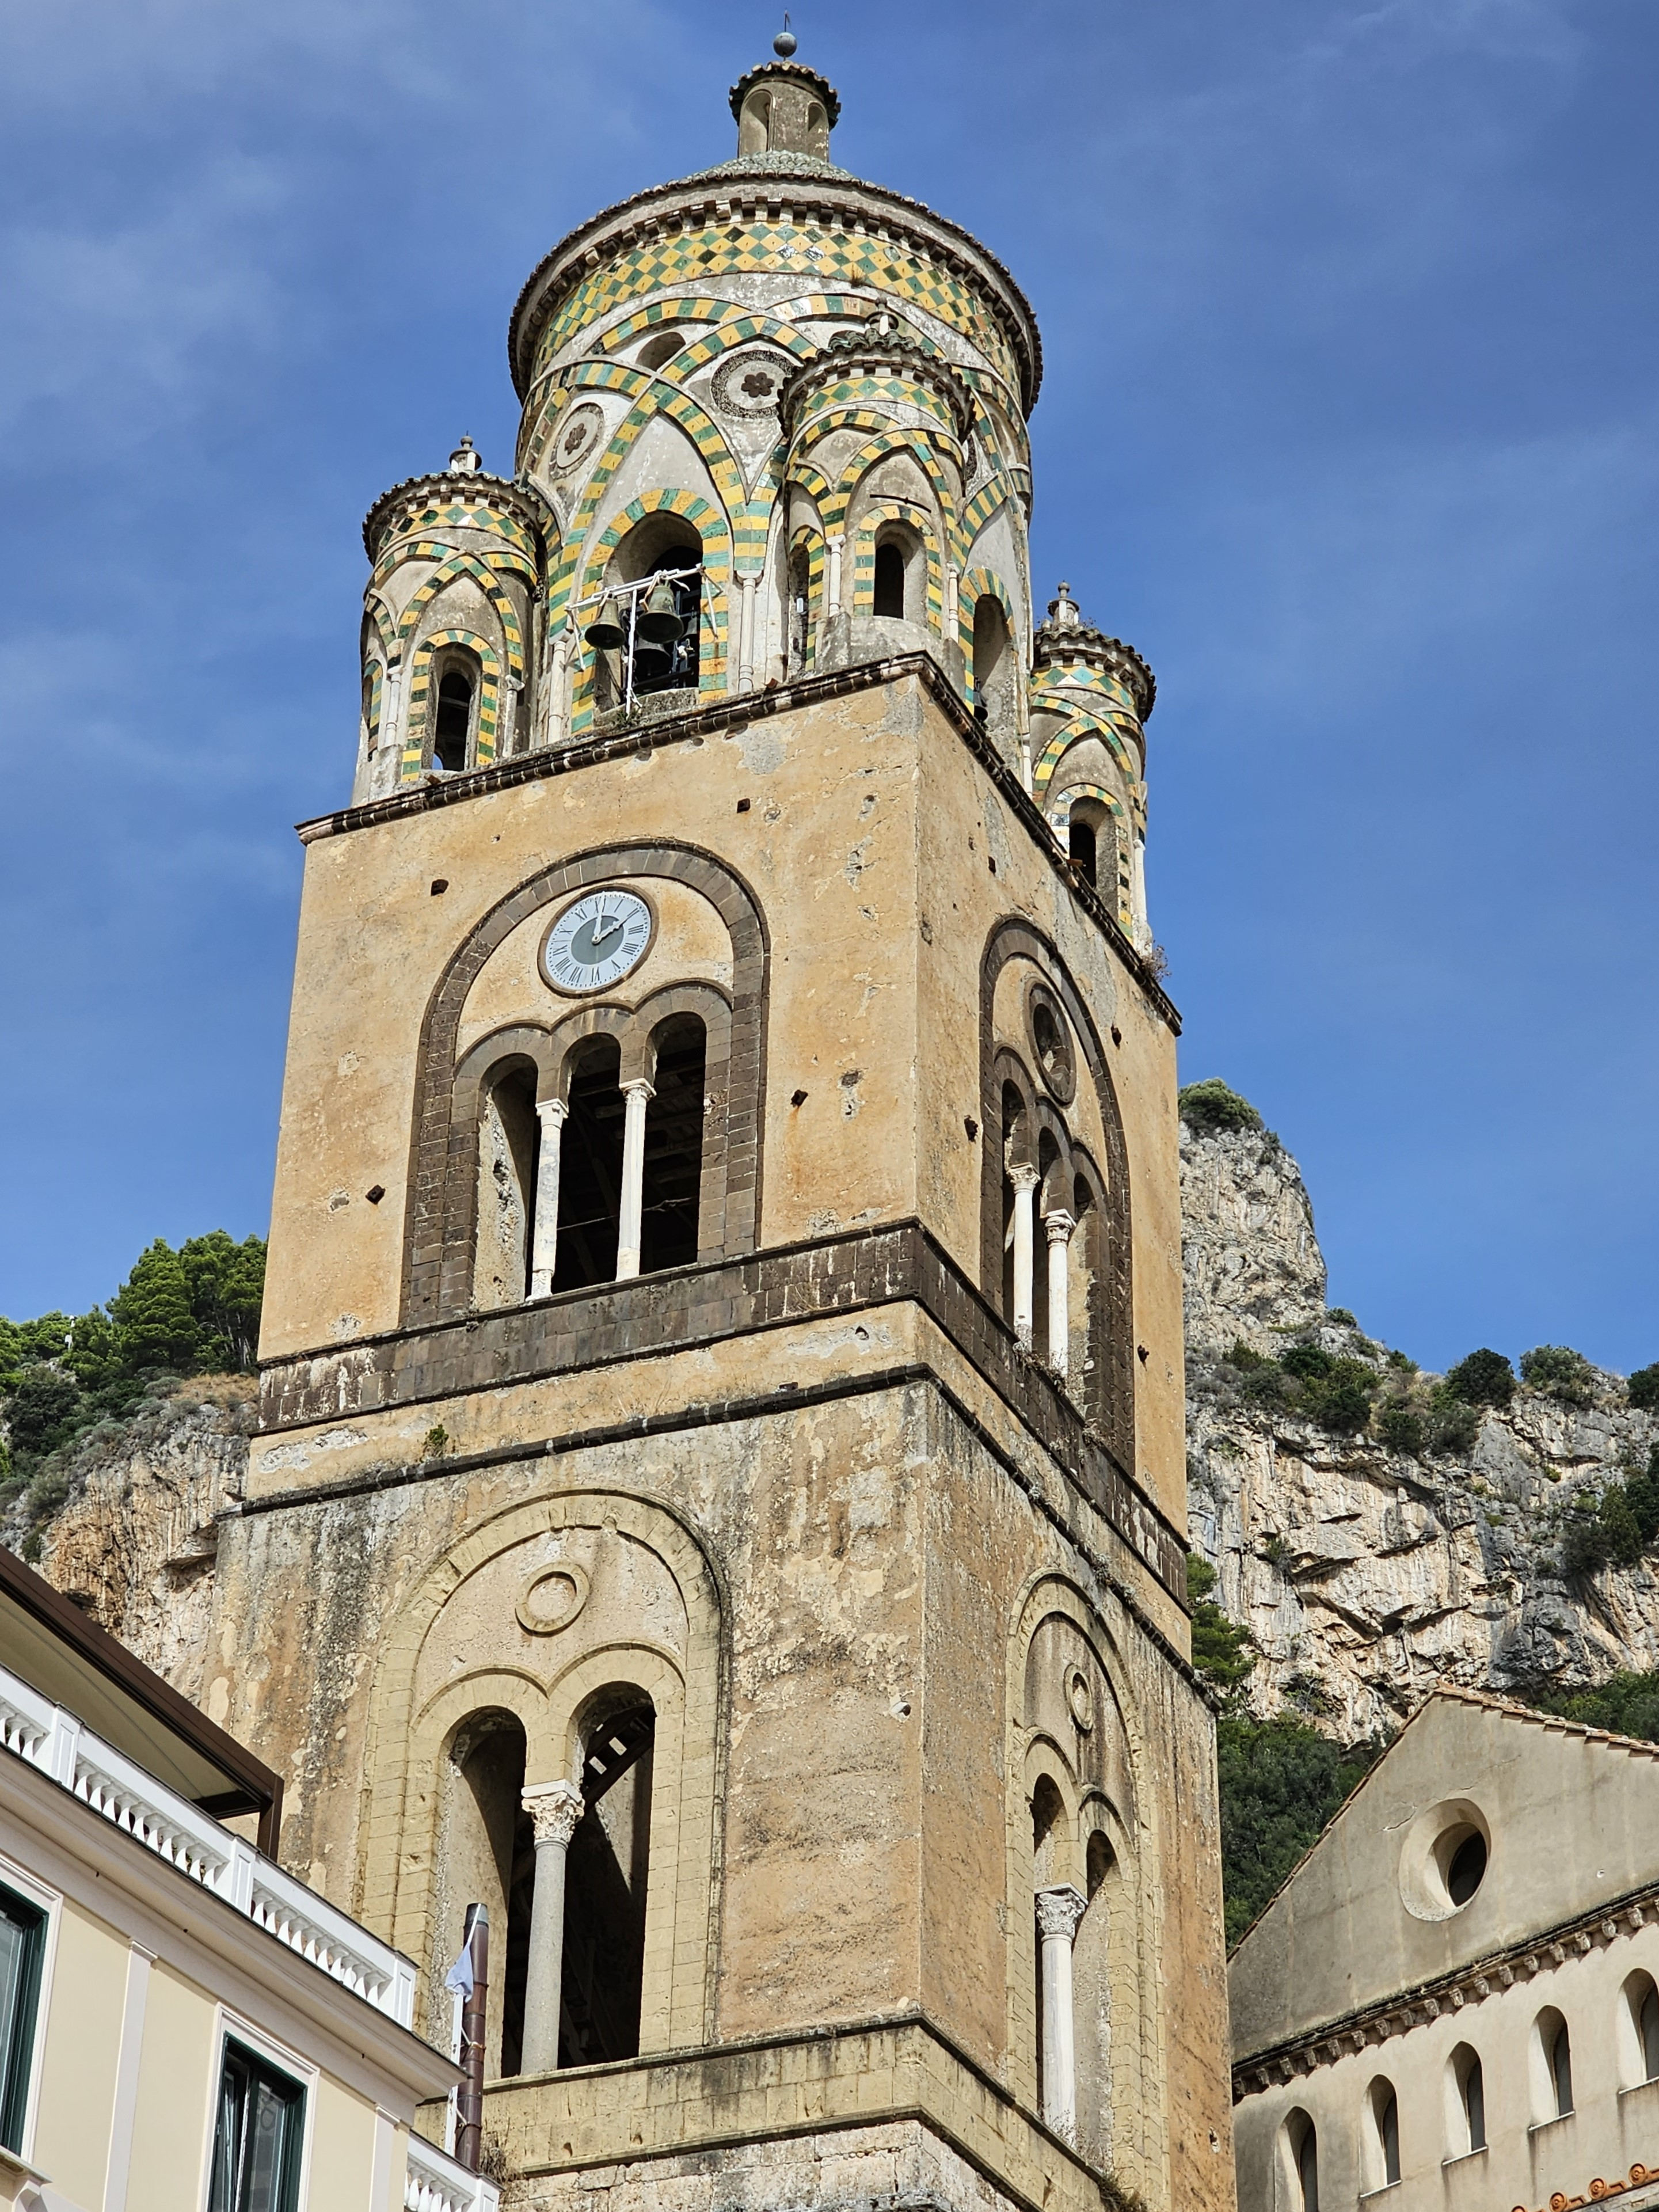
[710,349,792,419]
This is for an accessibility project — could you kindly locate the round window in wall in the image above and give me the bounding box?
[1398,1798,1491,1920]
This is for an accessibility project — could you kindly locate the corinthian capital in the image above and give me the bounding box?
[1035,1884,1087,1944]
[522,1778,585,1848]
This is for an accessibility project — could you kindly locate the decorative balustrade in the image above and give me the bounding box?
[0,1656,417,2027]
[404,2131,500,2212]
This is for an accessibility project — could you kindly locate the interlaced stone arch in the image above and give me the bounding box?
[354,1485,726,2057]
[402,841,767,1327]
[568,490,732,735]
[395,550,527,687]
[401,627,502,780]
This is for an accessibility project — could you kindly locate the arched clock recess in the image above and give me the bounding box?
[541,889,656,995]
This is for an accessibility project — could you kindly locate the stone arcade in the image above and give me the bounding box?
[225,44,1234,2212]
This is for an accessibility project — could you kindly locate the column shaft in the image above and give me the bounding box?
[519,1782,584,2075]
[1044,1211,1075,1378]
[1036,1885,1086,2140]
[1010,1166,1039,1346]
[616,1080,655,1280]
[528,1099,568,1299]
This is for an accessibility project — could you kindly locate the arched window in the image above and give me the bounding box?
[1068,809,1097,886]
[474,1060,539,1309]
[1449,2045,1485,2154]
[873,538,906,619]
[972,596,1013,738]
[1368,2078,1401,2188]
[561,1694,656,2066]
[1532,2008,1573,2119]
[1000,1080,1030,1327]
[788,542,813,672]
[1072,1829,1117,2164]
[1622,1971,1659,2085]
[442,1713,534,2079]
[637,330,686,372]
[552,1037,625,1291]
[432,653,477,771]
[1033,1127,1061,1360]
[641,1015,706,1273]
[1283,2112,1318,2212]
[1030,1774,1066,2089]
[632,545,701,700]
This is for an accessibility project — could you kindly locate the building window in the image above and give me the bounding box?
[1368,2078,1401,2188]
[433,659,476,772]
[551,1037,626,1291]
[1534,2009,1574,2118]
[1284,2112,1319,2212]
[872,539,905,619]
[209,2040,305,2212]
[641,1015,706,1273]
[1450,2044,1486,2153]
[1068,811,1097,886]
[0,1884,45,2154]
[1623,1972,1659,2085]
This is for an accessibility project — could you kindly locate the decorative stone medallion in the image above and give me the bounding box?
[516,1561,592,1635]
[710,349,792,419]
[550,401,604,475]
[1067,1666,1095,1732]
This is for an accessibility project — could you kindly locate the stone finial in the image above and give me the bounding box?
[447,435,482,476]
[1047,581,1082,631]
[773,15,797,56]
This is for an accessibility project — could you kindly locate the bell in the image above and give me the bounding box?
[584,599,626,651]
[636,576,686,646]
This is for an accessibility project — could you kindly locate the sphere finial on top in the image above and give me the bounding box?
[773,14,797,57]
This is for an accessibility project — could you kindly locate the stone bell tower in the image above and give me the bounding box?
[225,38,1233,2212]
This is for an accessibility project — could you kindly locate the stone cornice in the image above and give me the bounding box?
[1232,1880,1659,2099]
[1033,627,1156,722]
[362,469,552,562]
[728,59,841,129]
[507,167,1042,416]
[294,651,1179,1032]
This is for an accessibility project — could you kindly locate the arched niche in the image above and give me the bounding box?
[1004,1575,1162,2198]
[402,842,767,1326]
[355,1488,725,2065]
[979,918,1135,1464]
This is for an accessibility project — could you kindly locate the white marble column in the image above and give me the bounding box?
[616,1079,655,1280]
[737,572,759,690]
[528,1099,568,1299]
[1010,1165,1040,1347]
[1043,1210,1074,1378]
[825,532,846,618]
[1036,1884,1087,2139]
[519,1781,584,2074]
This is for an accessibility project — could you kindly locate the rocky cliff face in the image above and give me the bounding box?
[1182,1119,1659,1739]
[13,1122,1659,1747]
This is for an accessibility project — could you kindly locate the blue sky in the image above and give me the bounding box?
[2,0,1655,1374]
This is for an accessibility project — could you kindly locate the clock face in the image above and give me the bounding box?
[541,889,653,995]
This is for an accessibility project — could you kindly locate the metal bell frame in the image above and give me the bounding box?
[576,562,704,716]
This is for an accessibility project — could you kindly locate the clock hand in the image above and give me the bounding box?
[589,918,624,950]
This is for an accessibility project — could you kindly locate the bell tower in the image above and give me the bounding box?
[231,39,1233,2212]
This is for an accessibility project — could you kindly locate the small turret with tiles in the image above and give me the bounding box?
[243,40,1232,2212]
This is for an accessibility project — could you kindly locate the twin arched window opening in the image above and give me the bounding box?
[1030,1776,1117,2153]
[452,1690,656,2080]
[1000,1079,1100,1396]
[474,1014,707,1309]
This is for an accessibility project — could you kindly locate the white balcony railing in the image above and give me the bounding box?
[405,2132,500,2212]
[0,1657,417,2027]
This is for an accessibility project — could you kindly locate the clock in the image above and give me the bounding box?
[540,889,654,995]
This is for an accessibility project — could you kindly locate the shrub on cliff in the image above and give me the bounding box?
[1520,1344,1597,1405]
[1443,1348,1516,1409]
[1628,1365,1659,1411]
[1188,1558,1255,1706]
[1178,1079,1264,1138]
[1534,1668,1659,1743]
[1561,1446,1659,1579]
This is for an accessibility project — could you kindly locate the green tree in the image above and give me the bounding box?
[1187,1558,1255,1708]
[1627,1365,1659,1412]
[179,1232,266,1371]
[1215,1717,1378,1947]
[1178,1080,1264,1138]
[1443,1348,1516,1409]
[110,1241,199,1373]
[5,1368,84,1458]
